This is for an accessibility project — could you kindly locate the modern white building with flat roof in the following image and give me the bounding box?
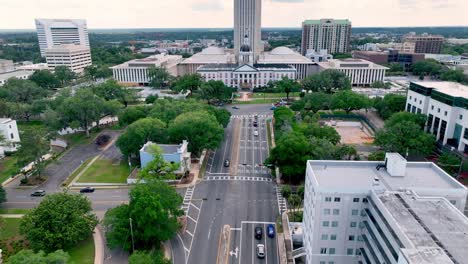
[35,18,90,57]
[0,118,20,157]
[111,54,183,85]
[318,59,388,86]
[0,70,33,86]
[45,44,92,73]
[406,81,468,153]
[302,153,468,264]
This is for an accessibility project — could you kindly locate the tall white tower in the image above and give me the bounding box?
[35,19,90,57]
[234,0,262,63]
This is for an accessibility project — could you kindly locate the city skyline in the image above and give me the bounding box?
[1,0,468,29]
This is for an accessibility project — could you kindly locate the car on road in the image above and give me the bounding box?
[256,244,265,259]
[31,190,46,197]
[270,106,277,110]
[267,224,275,238]
[223,159,230,167]
[232,106,239,109]
[80,187,95,193]
[254,130,259,136]
[253,121,258,127]
[255,226,263,239]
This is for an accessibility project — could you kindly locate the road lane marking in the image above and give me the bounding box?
[186,230,193,237]
[187,215,196,222]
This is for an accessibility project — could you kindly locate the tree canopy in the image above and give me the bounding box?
[53,66,75,87]
[331,90,371,114]
[301,69,351,93]
[373,94,406,119]
[20,192,98,253]
[147,66,171,89]
[199,80,233,103]
[7,249,70,264]
[275,76,300,100]
[171,74,203,94]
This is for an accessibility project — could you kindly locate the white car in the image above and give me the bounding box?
[257,244,265,259]
[254,130,259,136]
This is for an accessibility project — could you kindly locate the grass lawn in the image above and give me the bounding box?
[0,208,31,214]
[234,98,278,105]
[62,158,93,187]
[77,159,129,184]
[67,236,95,264]
[59,131,99,147]
[0,218,22,240]
[17,121,47,131]
[0,156,20,184]
[251,92,299,99]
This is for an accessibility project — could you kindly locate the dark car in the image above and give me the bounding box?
[267,224,275,238]
[223,159,230,167]
[253,121,258,127]
[232,106,239,109]
[80,187,95,193]
[255,226,263,240]
[31,190,46,197]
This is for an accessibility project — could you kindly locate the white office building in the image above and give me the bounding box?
[318,59,387,86]
[35,19,90,57]
[406,81,468,153]
[45,44,92,73]
[301,19,352,55]
[303,153,468,264]
[0,118,20,157]
[111,54,183,85]
[198,63,296,89]
[234,0,262,61]
[16,63,50,72]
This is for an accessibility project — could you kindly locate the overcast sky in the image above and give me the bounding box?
[1,0,467,29]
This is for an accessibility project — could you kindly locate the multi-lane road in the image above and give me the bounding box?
[173,105,281,264]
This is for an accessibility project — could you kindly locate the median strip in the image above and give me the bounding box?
[230,118,241,176]
[216,225,231,264]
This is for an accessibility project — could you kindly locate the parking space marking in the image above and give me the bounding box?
[275,186,288,215]
[205,176,273,182]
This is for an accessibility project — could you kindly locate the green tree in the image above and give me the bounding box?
[438,152,462,176]
[275,76,300,100]
[116,117,167,159]
[301,70,351,93]
[92,79,137,107]
[385,62,404,73]
[375,113,435,157]
[118,106,149,126]
[171,74,203,94]
[297,185,305,200]
[373,94,407,119]
[368,150,385,161]
[84,65,99,80]
[15,128,50,177]
[199,80,233,103]
[411,59,444,78]
[103,180,183,251]
[54,66,76,86]
[331,90,371,114]
[7,249,70,264]
[333,144,358,160]
[385,112,427,128]
[441,68,467,83]
[281,185,292,199]
[129,250,171,264]
[29,70,59,88]
[145,94,159,104]
[296,122,341,145]
[288,194,302,222]
[1,78,49,104]
[138,145,180,180]
[0,185,6,204]
[168,111,224,156]
[20,192,98,252]
[147,66,171,89]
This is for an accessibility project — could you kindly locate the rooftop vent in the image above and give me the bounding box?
[385,153,407,177]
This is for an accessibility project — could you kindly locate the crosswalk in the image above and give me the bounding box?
[231,114,272,119]
[182,186,195,215]
[275,186,288,215]
[205,175,273,182]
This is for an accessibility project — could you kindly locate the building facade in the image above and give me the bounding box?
[0,70,33,86]
[45,44,92,73]
[402,34,444,54]
[0,118,20,157]
[318,59,387,87]
[198,63,296,89]
[305,49,333,63]
[352,50,424,71]
[234,0,262,61]
[303,153,468,264]
[111,54,183,86]
[35,19,90,57]
[0,59,15,74]
[301,19,352,55]
[406,81,468,153]
[139,140,190,174]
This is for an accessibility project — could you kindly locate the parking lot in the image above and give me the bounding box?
[229,221,278,264]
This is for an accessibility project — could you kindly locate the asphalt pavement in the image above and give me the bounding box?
[173,104,280,264]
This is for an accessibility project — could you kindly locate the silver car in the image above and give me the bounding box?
[256,244,265,259]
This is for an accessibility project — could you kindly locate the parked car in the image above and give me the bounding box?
[254,226,263,239]
[80,187,95,193]
[254,130,259,136]
[232,106,239,109]
[31,190,46,197]
[224,159,230,167]
[253,121,258,127]
[256,244,265,259]
[267,224,275,238]
[270,106,277,110]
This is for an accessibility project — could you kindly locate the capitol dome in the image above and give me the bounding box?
[201,46,225,55]
[270,46,296,55]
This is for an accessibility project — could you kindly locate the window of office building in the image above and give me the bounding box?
[324,209,331,215]
[362,198,368,203]
[330,234,337,240]
[323,221,330,227]
[419,100,422,105]
[320,248,327,254]
[347,248,354,255]
[350,222,357,228]
[460,115,463,120]
[438,108,441,113]
[444,111,448,116]
[331,221,338,227]
[406,104,411,112]
[353,198,359,202]
[329,248,336,255]
[333,209,340,215]
[320,262,325,264]
[334,197,341,202]
[325,197,332,202]
[349,235,355,241]
[431,105,434,110]
[357,235,364,241]
[321,234,329,240]
[352,209,359,216]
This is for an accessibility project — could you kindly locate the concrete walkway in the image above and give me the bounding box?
[0,214,24,218]
[94,226,105,264]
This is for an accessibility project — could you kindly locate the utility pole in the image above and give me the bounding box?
[129,218,135,252]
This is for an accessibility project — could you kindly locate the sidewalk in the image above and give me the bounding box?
[0,214,24,218]
[94,226,105,264]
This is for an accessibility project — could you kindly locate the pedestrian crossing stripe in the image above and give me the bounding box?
[205,176,273,182]
[230,114,272,119]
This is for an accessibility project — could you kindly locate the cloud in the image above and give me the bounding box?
[191,0,224,11]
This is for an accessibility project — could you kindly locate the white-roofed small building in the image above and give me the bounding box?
[318,59,388,87]
[0,118,20,157]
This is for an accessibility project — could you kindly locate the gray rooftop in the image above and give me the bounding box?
[157,144,180,153]
[309,160,464,191]
[379,192,468,264]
